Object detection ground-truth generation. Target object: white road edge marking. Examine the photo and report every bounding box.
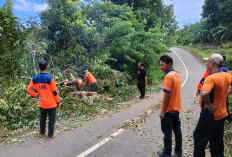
[171,49,189,87]
[76,129,124,157]
[76,49,189,157]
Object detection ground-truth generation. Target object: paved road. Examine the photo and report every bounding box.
[0,47,207,157]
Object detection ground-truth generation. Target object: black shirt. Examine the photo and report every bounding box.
[137,68,147,82]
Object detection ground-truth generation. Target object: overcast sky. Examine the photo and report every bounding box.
[0,0,205,28]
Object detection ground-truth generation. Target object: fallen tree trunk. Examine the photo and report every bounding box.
[66,91,97,96]
[57,79,79,87]
[20,76,80,87]
[66,91,113,101]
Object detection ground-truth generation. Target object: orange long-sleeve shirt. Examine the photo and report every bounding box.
[27,73,59,109]
[85,72,97,84]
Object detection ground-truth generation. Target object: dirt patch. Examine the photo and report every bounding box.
[0,128,36,144]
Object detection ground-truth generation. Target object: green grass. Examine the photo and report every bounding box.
[179,43,232,70]
[179,44,232,58]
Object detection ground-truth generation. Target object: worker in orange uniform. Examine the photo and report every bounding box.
[158,55,182,157]
[196,55,232,122]
[27,60,59,140]
[83,70,98,92]
[193,54,232,157]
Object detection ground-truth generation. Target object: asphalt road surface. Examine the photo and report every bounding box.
[0,47,209,157]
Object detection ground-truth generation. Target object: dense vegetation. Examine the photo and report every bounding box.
[0,0,177,130]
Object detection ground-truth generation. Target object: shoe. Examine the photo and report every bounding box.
[47,134,56,140]
[39,134,45,138]
[157,150,171,157]
[140,96,144,99]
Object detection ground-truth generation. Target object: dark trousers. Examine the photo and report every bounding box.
[193,118,225,157]
[161,112,182,156]
[90,82,98,92]
[40,107,56,137]
[137,82,145,98]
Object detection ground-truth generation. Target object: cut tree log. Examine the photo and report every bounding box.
[99,95,114,101]
[57,79,79,87]
[20,76,80,87]
[66,91,113,101]
[67,91,97,96]
[21,76,113,101]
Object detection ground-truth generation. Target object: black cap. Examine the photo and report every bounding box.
[39,60,48,70]
[222,55,226,62]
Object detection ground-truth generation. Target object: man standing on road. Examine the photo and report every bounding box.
[158,55,182,157]
[193,54,232,157]
[83,70,98,92]
[196,55,232,122]
[27,60,60,140]
[137,62,147,99]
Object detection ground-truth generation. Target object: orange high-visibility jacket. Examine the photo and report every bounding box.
[27,73,59,109]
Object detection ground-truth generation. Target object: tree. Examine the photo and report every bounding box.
[0,0,25,83]
[178,0,232,44]
[104,20,167,83]
[109,0,178,43]
[21,18,48,76]
[217,0,232,25]
[202,0,221,28]
[40,0,84,53]
[40,0,87,70]
[83,1,138,33]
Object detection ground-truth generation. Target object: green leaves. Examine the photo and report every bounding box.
[0,80,38,129]
[41,0,84,52]
[0,0,25,83]
[105,21,134,40]
[212,22,232,42]
[103,19,166,83]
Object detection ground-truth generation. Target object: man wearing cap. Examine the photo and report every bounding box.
[27,60,59,140]
[193,54,232,157]
[196,55,232,121]
[83,70,98,92]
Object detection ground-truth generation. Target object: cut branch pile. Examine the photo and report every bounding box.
[21,73,113,101]
[67,91,97,96]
